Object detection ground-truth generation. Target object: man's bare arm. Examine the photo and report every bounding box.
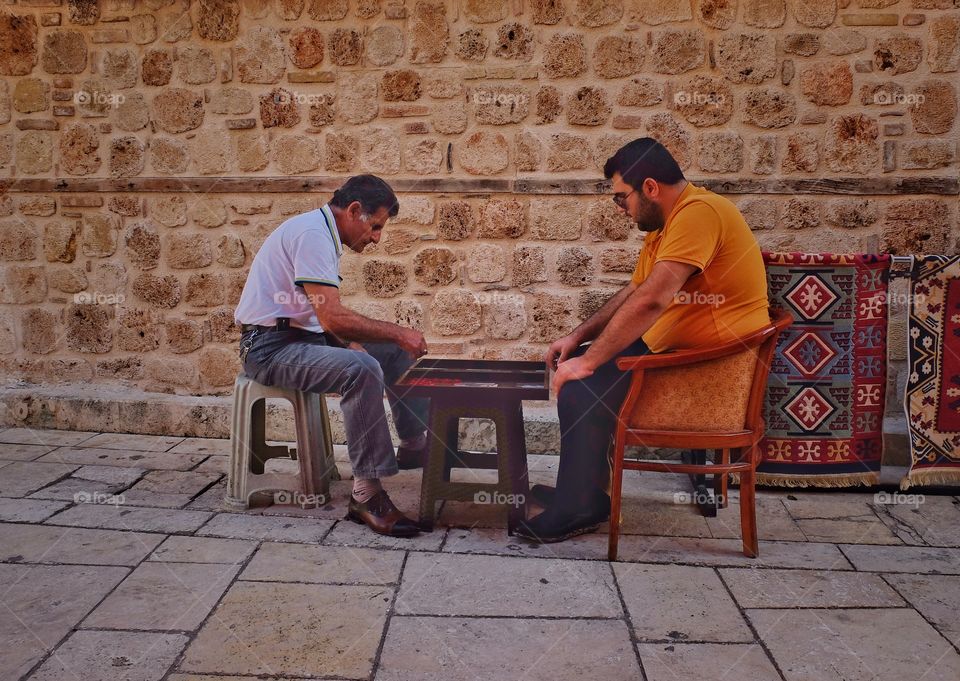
[303,282,426,356]
[572,282,637,344]
[582,261,697,367]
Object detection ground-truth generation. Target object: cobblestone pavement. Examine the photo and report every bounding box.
[2,427,960,680]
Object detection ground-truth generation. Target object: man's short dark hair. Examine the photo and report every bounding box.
[603,138,685,189]
[330,174,399,217]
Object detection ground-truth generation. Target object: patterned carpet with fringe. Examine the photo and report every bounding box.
[757,253,890,488]
[903,255,960,489]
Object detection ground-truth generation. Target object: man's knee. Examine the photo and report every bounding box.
[346,352,384,386]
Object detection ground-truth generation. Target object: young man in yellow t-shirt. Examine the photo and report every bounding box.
[516,137,770,544]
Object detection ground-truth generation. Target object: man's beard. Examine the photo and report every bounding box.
[635,195,665,232]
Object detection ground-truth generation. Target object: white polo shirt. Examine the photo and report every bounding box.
[234,203,343,333]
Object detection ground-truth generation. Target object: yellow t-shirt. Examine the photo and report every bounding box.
[631,183,769,353]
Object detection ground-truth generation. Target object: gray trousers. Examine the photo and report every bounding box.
[239,327,429,479]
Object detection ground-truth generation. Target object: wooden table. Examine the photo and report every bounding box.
[393,358,549,534]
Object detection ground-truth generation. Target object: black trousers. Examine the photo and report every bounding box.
[554,338,651,510]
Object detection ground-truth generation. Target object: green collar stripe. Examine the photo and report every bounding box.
[320,204,343,255]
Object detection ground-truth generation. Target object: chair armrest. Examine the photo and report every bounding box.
[616,309,790,372]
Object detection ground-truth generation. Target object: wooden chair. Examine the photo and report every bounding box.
[608,308,792,560]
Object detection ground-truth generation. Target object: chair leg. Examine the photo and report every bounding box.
[607,441,626,562]
[226,377,251,510]
[714,449,729,509]
[739,449,758,558]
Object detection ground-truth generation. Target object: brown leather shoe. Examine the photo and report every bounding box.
[395,444,426,469]
[346,490,421,537]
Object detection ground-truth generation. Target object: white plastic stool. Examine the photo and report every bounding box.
[226,374,337,510]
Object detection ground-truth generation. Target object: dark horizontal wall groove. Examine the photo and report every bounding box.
[0,176,957,195]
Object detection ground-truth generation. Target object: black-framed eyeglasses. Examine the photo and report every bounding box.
[612,189,637,208]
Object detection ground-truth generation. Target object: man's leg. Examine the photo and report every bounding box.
[361,342,430,444]
[246,334,398,479]
[362,342,430,467]
[554,338,650,509]
[516,338,650,542]
[243,330,419,536]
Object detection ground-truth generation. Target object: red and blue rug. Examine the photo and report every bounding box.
[758,253,890,487]
[903,255,960,488]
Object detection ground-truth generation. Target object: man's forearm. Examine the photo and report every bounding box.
[321,308,405,344]
[569,284,635,343]
[583,293,664,368]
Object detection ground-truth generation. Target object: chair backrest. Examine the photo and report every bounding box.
[624,308,793,434]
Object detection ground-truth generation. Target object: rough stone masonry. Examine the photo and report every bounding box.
[0,0,956,439]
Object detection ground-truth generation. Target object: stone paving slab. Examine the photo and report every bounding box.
[37,447,206,471]
[706,497,807,542]
[0,497,70,523]
[882,574,960,648]
[192,455,229,474]
[615,535,855,570]
[129,469,223,496]
[72,464,147,485]
[397,552,622,618]
[197,513,335,543]
[324,517,447,551]
[638,643,781,681]
[0,461,78,497]
[149,535,257,564]
[0,428,98,447]
[168,437,232,456]
[28,629,188,681]
[795,517,903,545]
[840,544,960,574]
[873,496,960,547]
[613,563,754,642]
[76,432,185,451]
[720,568,905,608]
[185,481,229,511]
[47,503,213,534]
[0,522,165,566]
[28,476,129,502]
[780,494,878,519]
[0,563,129,680]
[615,497,713,538]
[0,442,57,461]
[82,561,241,631]
[242,542,405,585]
[748,608,960,681]
[442,527,612,561]
[377,616,641,681]
[179,581,391,678]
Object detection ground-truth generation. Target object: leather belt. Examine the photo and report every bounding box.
[241,317,291,333]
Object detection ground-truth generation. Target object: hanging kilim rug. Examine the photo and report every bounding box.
[902,255,960,489]
[757,253,890,487]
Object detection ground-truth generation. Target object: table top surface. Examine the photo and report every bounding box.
[395,358,550,400]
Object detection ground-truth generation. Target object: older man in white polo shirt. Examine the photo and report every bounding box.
[235,175,428,538]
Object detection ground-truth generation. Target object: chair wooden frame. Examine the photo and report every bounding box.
[608,308,793,560]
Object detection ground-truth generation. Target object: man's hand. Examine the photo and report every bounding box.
[397,327,428,359]
[545,334,580,369]
[347,342,368,353]
[552,356,596,397]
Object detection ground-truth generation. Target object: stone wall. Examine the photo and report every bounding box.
[0,0,957,417]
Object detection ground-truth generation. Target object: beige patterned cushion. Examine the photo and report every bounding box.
[625,348,759,432]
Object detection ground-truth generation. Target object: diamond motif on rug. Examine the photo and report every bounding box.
[784,386,837,432]
[782,331,837,377]
[784,274,840,320]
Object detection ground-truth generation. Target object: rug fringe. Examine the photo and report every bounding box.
[900,469,960,490]
[731,472,880,488]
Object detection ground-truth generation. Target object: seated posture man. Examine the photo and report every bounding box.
[516,138,771,543]
[235,175,429,538]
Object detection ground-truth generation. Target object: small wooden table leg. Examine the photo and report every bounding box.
[500,400,530,535]
[418,404,451,531]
